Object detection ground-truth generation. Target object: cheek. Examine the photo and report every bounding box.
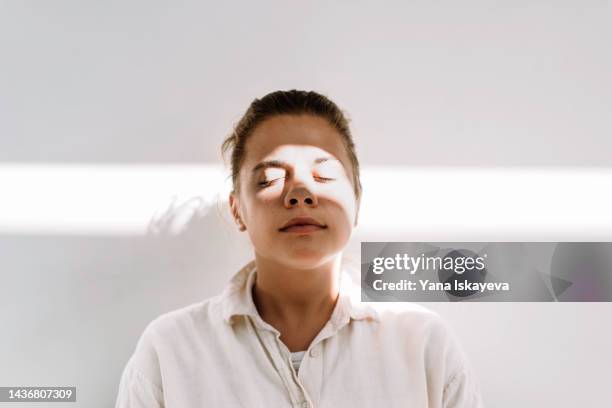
[243,195,278,233]
[328,182,357,218]
[243,188,275,215]
[322,190,357,243]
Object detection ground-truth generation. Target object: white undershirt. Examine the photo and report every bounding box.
[289,350,307,373]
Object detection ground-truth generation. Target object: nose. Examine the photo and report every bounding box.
[283,182,318,208]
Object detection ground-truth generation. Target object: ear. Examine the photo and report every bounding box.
[229,191,246,231]
[353,196,361,228]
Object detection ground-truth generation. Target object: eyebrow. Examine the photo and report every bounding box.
[251,157,338,174]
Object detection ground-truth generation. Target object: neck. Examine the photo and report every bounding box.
[251,254,342,330]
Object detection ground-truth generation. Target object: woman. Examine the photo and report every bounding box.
[115,90,485,407]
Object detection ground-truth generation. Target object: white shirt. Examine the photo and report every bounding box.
[115,260,485,408]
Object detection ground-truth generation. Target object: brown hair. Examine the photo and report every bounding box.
[221,89,362,201]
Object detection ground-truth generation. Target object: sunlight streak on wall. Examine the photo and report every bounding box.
[1,164,610,236]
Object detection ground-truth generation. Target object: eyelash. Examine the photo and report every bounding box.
[315,176,335,182]
[258,176,335,188]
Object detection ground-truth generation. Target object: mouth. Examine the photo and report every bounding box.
[279,216,327,234]
[279,224,327,234]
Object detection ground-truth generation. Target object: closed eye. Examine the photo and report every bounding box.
[258,177,283,188]
[315,176,335,182]
[258,176,335,188]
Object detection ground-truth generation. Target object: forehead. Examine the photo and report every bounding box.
[242,114,350,169]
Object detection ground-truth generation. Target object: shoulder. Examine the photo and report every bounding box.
[370,302,470,373]
[146,294,223,336]
[371,302,451,337]
[371,303,484,405]
[122,294,225,378]
[115,297,221,407]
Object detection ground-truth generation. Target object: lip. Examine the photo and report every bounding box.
[279,216,327,232]
[280,224,326,234]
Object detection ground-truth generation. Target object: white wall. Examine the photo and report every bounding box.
[1,1,611,406]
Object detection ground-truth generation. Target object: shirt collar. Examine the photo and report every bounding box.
[220,259,379,326]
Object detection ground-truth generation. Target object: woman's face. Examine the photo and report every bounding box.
[230,114,359,269]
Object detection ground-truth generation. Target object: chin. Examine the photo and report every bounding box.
[282,250,331,269]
